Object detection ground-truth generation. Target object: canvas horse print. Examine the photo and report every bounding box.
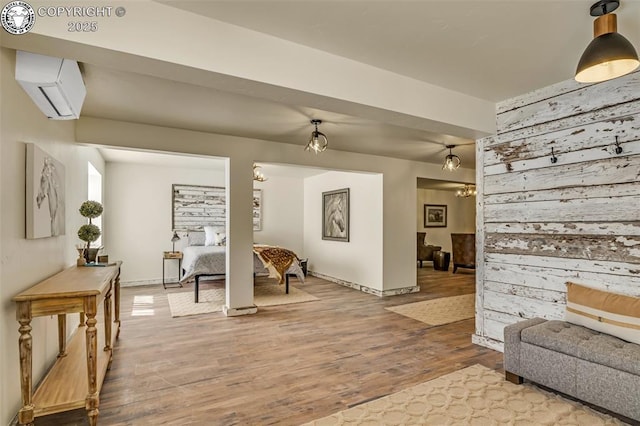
[26,143,66,239]
[322,188,349,242]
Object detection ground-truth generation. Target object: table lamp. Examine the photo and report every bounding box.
[171,231,180,252]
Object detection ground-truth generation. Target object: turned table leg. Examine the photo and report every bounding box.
[17,301,34,426]
[57,314,67,358]
[84,296,100,425]
[114,272,121,338]
[104,290,112,352]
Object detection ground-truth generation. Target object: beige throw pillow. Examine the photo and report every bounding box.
[565,282,640,345]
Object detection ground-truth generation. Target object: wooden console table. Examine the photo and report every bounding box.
[13,262,122,426]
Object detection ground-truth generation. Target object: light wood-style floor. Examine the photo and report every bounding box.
[35,265,501,425]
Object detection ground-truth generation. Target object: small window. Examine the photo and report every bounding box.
[88,162,102,247]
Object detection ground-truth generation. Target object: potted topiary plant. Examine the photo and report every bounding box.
[78,200,103,263]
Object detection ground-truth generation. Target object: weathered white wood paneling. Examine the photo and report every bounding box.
[484,318,511,342]
[484,196,640,223]
[486,253,640,279]
[486,100,640,149]
[475,137,487,337]
[485,280,566,303]
[485,221,640,236]
[484,156,640,194]
[485,182,640,205]
[476,71,640,353]
[484,290,565,320]
[497,72,640,134]
[496,78,596,115]
[484,308,526,326]
[471,334,504,352]
[485,261,640,296]
[485,114,640,166]
[485,233,640,264]
[485,139,640,176]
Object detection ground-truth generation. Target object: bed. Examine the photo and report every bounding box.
[180,241,305,303]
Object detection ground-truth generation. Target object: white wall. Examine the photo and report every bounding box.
[303,171,383,290]
[105,161,225,283]
[253,175,304,255]
[105,162,305,284]
[416,188,476,253]
[0,47,105,424]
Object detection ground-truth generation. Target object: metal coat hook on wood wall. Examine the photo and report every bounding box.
[614,136,623,155]
[550,147,558,164]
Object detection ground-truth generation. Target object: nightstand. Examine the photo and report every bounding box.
[162,251,183,289]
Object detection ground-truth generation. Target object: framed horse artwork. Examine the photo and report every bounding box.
[26,143,66,239]
[322,188,349,242]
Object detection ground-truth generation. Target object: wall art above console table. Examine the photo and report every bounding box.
[13,262,122,426]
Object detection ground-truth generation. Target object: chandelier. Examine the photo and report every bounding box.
[253,163,267,182]
[455,184,476,198]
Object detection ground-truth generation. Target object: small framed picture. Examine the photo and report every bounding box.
[424,204,447,228]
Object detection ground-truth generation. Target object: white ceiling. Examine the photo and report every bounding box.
[160,0,640,101]
[11,1,640,170]
[81,64,475,165]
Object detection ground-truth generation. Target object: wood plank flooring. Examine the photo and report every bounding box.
[34,266,500,425]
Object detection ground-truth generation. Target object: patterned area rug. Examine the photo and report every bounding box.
[304,364,626,425]
[385,294,475,326]
[167,284,318,317]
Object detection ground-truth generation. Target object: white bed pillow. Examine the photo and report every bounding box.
[188,232,205,246]
[204,226,225,246]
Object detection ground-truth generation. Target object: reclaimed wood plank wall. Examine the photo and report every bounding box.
[172,184,262,232]
[473,70,640,352]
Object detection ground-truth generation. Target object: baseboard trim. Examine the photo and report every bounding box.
[223,305,258,317]
[308,271,419,297]
[471,334,504,353]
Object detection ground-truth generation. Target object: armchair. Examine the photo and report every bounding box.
[450,233,476,273]
[417,232,441,268]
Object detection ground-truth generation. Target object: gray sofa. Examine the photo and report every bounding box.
[504,318,640,422]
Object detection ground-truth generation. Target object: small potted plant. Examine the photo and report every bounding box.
[78,200,103,263]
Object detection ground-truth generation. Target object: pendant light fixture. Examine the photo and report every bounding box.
[305,119,328,154]
[575,0,639,83]
[442,145,461,171]
[253,163,267,182]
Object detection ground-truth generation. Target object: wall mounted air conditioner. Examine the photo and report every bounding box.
[15,51,86,120]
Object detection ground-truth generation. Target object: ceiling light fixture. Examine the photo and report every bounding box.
[455,184,477,198]
[253,163,267,182]
[305,119,328,154]
[575,0,639,83]
[442,145,461,171]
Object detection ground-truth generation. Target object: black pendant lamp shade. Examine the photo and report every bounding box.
[575,0,639,83]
